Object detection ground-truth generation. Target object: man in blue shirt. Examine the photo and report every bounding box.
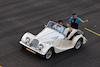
[64,13,88,39]
[53,20,64,33]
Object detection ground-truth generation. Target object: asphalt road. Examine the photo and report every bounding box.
[0,0,100,67]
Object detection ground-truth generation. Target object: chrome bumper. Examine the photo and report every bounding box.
[19,41,45,55]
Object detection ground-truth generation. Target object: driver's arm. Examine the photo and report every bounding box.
[52,24,57,29]
[60,27,65,33]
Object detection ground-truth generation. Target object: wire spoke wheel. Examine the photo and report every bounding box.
[75,39,82,49]
[45,49,52,59]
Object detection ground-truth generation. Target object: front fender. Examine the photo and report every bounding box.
[41,43,54,55]
[21,32,35,43]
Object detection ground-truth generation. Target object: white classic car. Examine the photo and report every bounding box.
[19,21,87,59]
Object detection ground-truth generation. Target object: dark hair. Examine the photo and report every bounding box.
[58,20,63,23]
[73,13,76,15]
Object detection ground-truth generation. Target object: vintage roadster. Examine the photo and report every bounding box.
[19,21,87,59]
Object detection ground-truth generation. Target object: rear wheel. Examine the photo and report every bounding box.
[74,39,83,49]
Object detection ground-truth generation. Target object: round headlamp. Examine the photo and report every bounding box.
[26,37,30,42]
[38,44,44,49]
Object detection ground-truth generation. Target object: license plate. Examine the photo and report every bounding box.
[26,48,36,54]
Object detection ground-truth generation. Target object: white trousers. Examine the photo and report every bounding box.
[64,28,77,39]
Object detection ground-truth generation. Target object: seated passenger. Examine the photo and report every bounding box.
[53,20,64,33]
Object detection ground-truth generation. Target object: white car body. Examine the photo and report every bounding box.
[19,21,87,59]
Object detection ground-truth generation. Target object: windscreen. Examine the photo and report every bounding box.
[45,21,66,35]
[46,21,56,28]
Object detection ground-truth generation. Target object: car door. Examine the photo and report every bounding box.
[59,38,73,49]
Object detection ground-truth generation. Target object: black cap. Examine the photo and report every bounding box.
[73,13,76,15]
[58,20,63,23]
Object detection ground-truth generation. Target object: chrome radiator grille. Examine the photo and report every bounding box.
[31,39,39,48]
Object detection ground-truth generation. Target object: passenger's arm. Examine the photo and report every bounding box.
[81,19,88,23]
[69,17,72,32]
[69,22,72,32]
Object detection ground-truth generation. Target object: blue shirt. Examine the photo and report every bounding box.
[53,24,64,33]
[69,17,82,24]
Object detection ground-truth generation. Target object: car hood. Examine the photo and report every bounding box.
[35,28,64,42]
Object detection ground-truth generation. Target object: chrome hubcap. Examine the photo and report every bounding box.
[76,41,81,49]
[46,50,52,59]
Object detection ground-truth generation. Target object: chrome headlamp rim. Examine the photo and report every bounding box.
[26,37,30,43]
[38,44,44,49]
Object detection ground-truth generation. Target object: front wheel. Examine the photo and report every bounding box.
[74,39,83,50]
[44,48,53,59]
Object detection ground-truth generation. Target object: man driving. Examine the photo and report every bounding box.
[53,20,64,33]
